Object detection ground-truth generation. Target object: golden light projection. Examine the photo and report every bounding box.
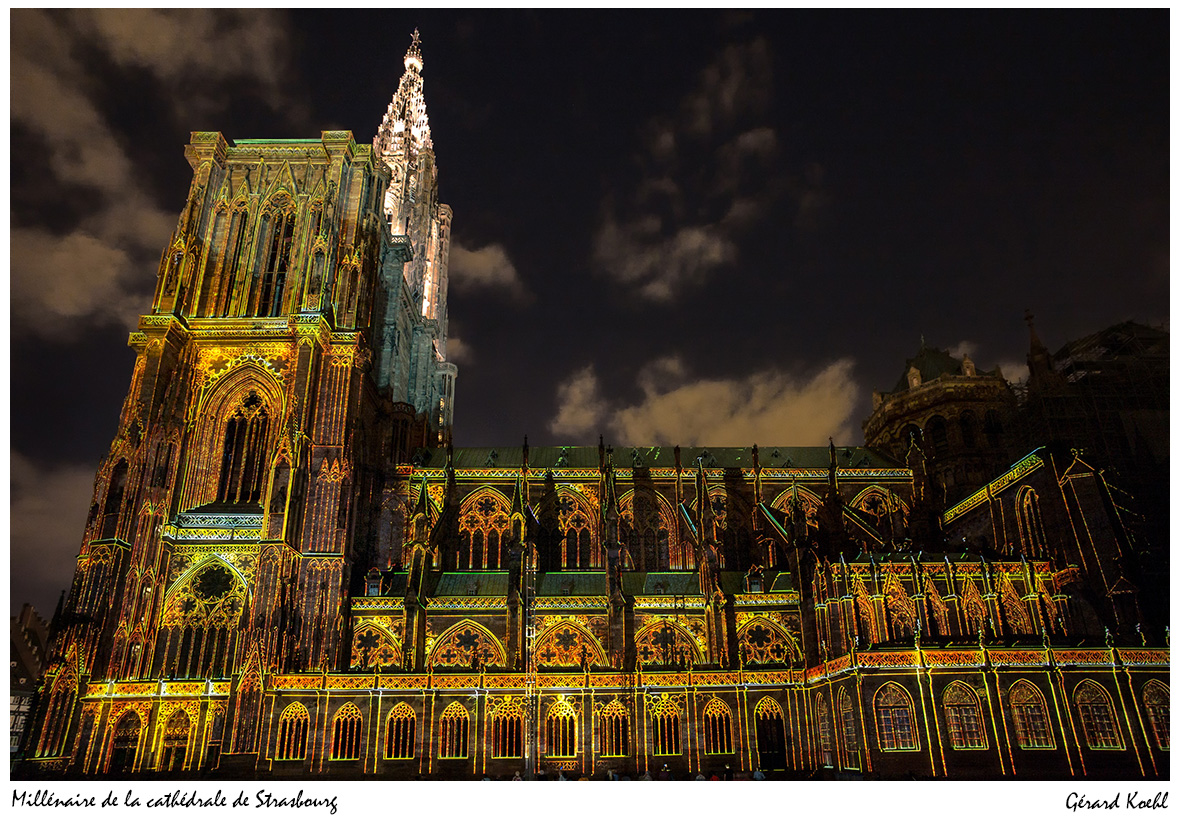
[19,28,1166,783]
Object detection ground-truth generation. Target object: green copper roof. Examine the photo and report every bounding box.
[421,445,900,471]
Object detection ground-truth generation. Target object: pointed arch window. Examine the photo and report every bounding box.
[330,702,364,761]
[109,710,142,773]
[491,699,523,759]
[838,687,860,769]
[816,693,835,766]
[927,416,949,459]
[276,702,309,760]
[1009,681,1054,749]
[160,710,191,771]
[1143,681,1169,750]
[874,683,918,751]
[100,460,129,539]
[1017,488,1048,557]
[959,411,978,449]
[438,702,470,759]
[650,699,680,756]
[257,205,296,317]
[385,702,416,759]
[598,700,629,757]
[1074,681,1123,750]
[943,682,987,750]
[459,491,512,570]
[754,697,787,769]
[546,699,577,758]
[702,698,733,755]
[217,391,270,505]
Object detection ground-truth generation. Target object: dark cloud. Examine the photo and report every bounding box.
[592,37,781,302]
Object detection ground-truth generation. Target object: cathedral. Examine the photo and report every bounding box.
[19,32,1168,780]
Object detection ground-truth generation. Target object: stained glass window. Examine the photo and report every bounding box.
[1009,681,1054,749]
[874,683,918,751]
[943,683,987,750]
[385,703,415,759]
[1075,681,1122,750]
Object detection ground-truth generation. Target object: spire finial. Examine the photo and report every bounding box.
[404,28,424,72]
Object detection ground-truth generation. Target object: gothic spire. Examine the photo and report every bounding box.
[374,29,434,168]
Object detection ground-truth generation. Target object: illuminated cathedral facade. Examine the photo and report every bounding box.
[20,33,1168,780]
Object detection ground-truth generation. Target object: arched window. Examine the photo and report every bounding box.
[959,411,978,449]
[256,205,295,317]
[984,410,1003,449]
[438,702,470,759]
[546,699,577,758]
[754,697,787,770]
[218,208,249,316]
[874,683,918,751]
[1143,681,1169,750]
[838,687,860,769]
[1008,681,1054,749]
[599,700,629,758]
[100,460,129,539]
[330,702,363,761]
[943,682,987,750]
[1075,681,1123,750]
[459,491,512,570]
[1017,488,1047,556]
[702,698,733,755]
[650,699,680,756]
[216,391,270,505]
[385,703,416,760]
[276,703,309,760]
[160,710,191,772]
[109,710,141,773]
[927,416,949,459]
[491,699,523,759]
[816,693,835,766]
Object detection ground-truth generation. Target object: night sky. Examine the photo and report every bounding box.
[9,10,1169,617]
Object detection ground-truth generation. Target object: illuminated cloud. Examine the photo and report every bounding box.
[449,241,531,301]
[446,336,474,365]
[74,10,291,109]
[549,365,608,438]
[948,340,979,359]
[994,359,1030,385]
[550,357,862,446]
[10,452,97,614]
[593,38,780,301]
[9,9,297,338]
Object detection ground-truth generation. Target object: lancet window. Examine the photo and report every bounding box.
[108,710,142,773]
[546,700,577,758]
[702,698,733,755]
[255,204,296,317]
[438,702,470,759]
[458,491,512,570]
[598,700,629,757]
[331,702,363,761]
[160,710,191,772]
[817,694,835,766]
[276,703,309,760]
[650,699,680,756]
[385,703,416,759]
[491,699,523,759]
[217,391,270,505]
[100,460,129,540]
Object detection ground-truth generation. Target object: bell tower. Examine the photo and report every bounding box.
[373,29,457,439]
